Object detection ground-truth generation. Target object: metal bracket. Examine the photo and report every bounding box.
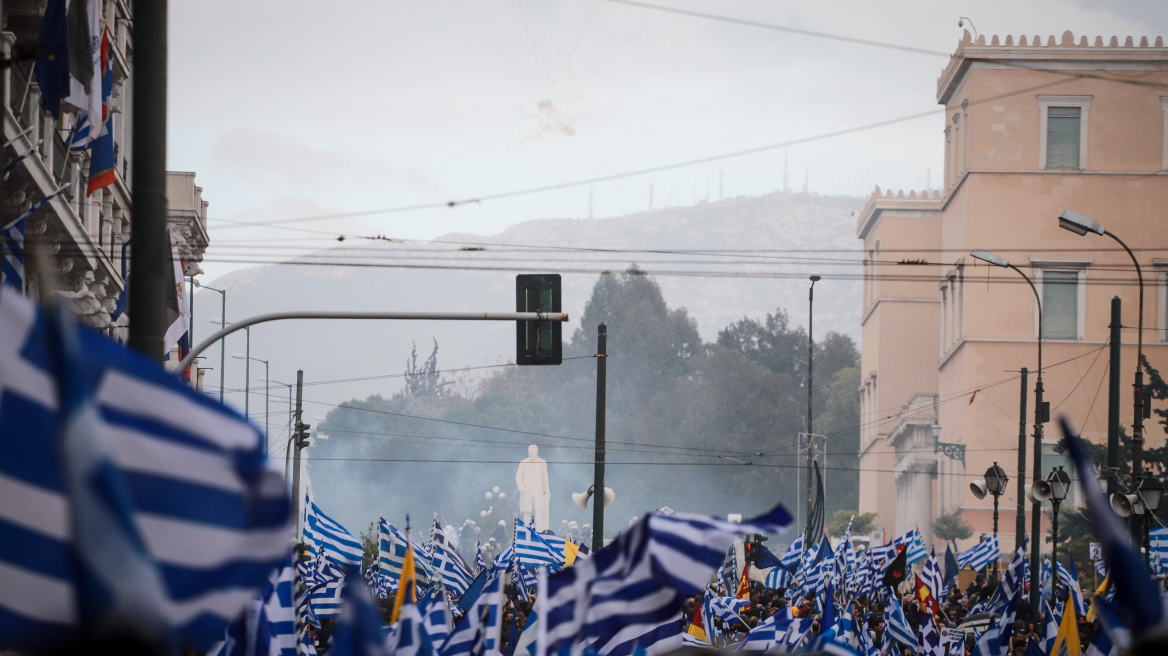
[935,442,966,465]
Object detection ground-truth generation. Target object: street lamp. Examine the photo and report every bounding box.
[1139,475,1164,562]
[1045,466,1071,577]
[804,274,821,537]
[970,248,1046,606]
[971,462,1008,576]
[192,280,226,402]
[1058,210,1147,546]
[235,353,270,448]
[210,318,249,418]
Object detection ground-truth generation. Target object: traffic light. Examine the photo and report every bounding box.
[295,422,311,449]
[516,274,562,365]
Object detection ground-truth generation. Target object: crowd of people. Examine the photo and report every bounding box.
[679,572,1101,655]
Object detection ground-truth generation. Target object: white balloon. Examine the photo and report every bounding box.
[493,486,501,494]
[480,510,488,517]
[485,492,494,500]
[498,492,506,499]
[499,520,506,527]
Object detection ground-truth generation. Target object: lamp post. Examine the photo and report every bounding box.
[970,249,1045,606]
[972,463,1008,577]
[235,354,269,448]
[1138,475,1164,563]
[1058,211,1146,546]
[1046,466,1071,576]
[211,318,249,417]
[805,274,821,536]
[192,281,226,402]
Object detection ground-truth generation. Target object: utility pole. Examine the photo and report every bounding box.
[806,275,820,532]
[1108,297,1122,495]
[127,0,169,361]
[1015,367,1028,555]
[592,323,607,552]
[291,370,307,541]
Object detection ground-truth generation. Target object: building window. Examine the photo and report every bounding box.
[1039,95,1091,170]
[1158,263,1168,342]
[1041,270,1081,339]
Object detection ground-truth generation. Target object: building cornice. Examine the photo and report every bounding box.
[856,187,945,240]
[937,31,1168,105]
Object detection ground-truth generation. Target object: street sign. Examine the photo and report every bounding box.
[1089,542,1102,561]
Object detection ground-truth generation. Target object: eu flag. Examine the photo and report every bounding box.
[35,0,70,118]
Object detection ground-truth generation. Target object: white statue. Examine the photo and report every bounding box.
[516,444,551,532]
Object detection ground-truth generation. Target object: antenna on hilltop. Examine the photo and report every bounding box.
[957,17,978,42]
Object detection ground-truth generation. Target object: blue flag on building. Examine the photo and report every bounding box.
[35,0,70,118]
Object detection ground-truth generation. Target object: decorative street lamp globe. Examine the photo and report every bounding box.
[985,463,1009,495]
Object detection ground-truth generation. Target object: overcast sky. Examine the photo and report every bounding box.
[167,0,1168,281]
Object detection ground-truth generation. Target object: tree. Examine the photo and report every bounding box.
[815,366,861,511]
[932,510,973,542]
[358,520,378,571]
[827,510,877,537]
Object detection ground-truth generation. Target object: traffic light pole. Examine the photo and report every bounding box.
[178,310,570,371]
[291,369,305,542]
[592,323,607,552]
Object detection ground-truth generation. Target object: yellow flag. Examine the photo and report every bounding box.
[564,541,580,567]
[1085,573,1109,623]
[1051,592,1080,656]
[390,533,417,623]
[735,563,751,600]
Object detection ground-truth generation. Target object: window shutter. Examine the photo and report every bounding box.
[1046,107,1081,169]
[1042,271,1079,339]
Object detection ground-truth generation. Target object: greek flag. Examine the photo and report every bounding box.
[892,529,927,565]
[514,519,565,568]
[2,195,53,292]
[865,543,896,570]
[1039,601,1059,655]
[1150,528,1168,576]
[437,571,504,656]
[708,596,749,624]
[735,611,795,652]
[959,535,999,571]
[833,519,855,587]
[921,548,944,599]
[310,550,347,619]
[918,605,943,656]
[421,592,453,647]
[324,574,391,656]
[986,543,1028,615]
[539,504,792,656]
[882,593,916,649]
[0,293,292,653]
[266,554,297,656]
[972,585,1019,656]
[380,519,434,583]
[303,498,364,567]
[493,543,515,569]
[390,602,435,656]
[476,541,487,574]
[1059,556,1088,617]
[431,522,475,595]
[764,566,791,590]
[1089,595,1131,656]
[778,532,804,570]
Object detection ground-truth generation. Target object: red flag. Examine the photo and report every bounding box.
[914,574,941,617]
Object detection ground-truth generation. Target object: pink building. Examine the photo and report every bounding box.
[857,31,1168,556]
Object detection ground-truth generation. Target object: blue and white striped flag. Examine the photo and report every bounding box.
[421,591,452,648]
[918,603,944,656]
[437,571,504,656]
[833,519,855,587]
[959,535,999,571]
[514,519,565,568]
[735,611,795,652]
[431,522,475,595]
[0,293,292,653]
[391,602,435,656]
[539,504,792,656]
[1150,528,1168,576]
[892,528,927,566]
[309,550,347,619]
[493,543,515,569]
[476,541,487,574]
[764,566,791,590]
[265,554,297,656]
[778,532,804,570]
[922,548,944,600]
[381,519,435,583]
[865,543,896,570]
[708,596,749,624]
[882,592,916,649]
[1060,555,1088,618]
[304,498,364,567]
[1039,601,1059,655]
